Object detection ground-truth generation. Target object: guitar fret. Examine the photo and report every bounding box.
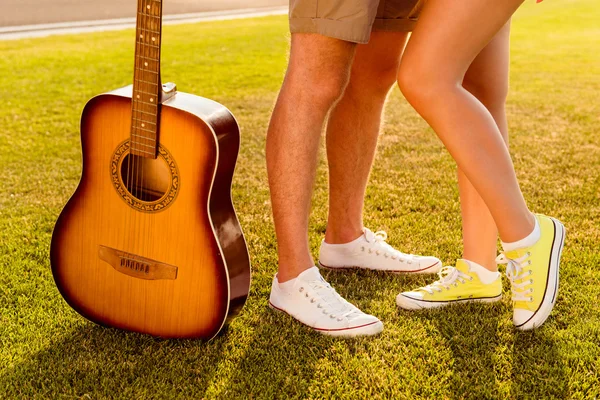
[138,12,161,20]
[136,68,159,74]
[136,41,160,49]
[133,117,157,126]
[134,89,159,96]
[132,133,156,141]
[133,125,158,134]
[138,26,161,36]
[133,102,158,108]
[134,78,159,86]
[130,147,155,156]
[132,108,157,116]
[133,98,158,105]
[131,141,155,149]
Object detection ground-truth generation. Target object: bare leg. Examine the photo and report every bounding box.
[398,0,535,243]
[459,22,512,271]
[325,31,409,244]
[266,33,356,282]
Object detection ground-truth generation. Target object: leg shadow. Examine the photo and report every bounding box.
[411,300,507,399]
[1,323,229,399]
[509,329,568,399]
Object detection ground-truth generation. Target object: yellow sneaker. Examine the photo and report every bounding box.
[396,259,502,310]
[496,214,565,330]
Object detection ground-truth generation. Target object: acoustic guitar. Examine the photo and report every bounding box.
[50,0,251,339]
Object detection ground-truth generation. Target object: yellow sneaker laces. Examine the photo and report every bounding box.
[496,252,534,303]
[419,266,472,294]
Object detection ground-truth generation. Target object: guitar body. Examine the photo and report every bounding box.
[51,86,250,339]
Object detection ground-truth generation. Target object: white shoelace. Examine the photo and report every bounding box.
[418,266,472,294]
[496,252,534,302]
[362,229,415,264]
[299,279,362,321]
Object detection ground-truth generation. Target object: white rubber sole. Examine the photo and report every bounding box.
[515,218,565,331]
[396,293,502,310]
[318,260,442,275]
[268,301,383,338]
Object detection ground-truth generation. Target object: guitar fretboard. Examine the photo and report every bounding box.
[131,0,162,158]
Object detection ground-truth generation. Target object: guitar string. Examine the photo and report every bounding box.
[143,0,160,270]
[147,0,159,265]
[127,0,142,262]
[142,0,158,325]
[147,0,160,269]
[138,0,150,261]
[141,0,151,269]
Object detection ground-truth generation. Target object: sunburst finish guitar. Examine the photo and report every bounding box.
[50,0,251,339]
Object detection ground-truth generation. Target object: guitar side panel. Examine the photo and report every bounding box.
[163,92,251,327]
[51,92,235,339]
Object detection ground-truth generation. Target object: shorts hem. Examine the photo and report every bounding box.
[290,17,372,44]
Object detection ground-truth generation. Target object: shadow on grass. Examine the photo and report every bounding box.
[412,302,506,398]
[412,301,568,399]
[0,323,229,398]
[0,306,330,399]
[510,329,569,398]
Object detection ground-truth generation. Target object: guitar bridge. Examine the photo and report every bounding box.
[99,245,178,280]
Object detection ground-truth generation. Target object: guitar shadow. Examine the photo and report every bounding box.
[0,304,333,398]
[0,322,229,398]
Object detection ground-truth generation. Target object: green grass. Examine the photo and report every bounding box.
[1,1,599,398]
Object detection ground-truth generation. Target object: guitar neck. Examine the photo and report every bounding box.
[131,0,163,158]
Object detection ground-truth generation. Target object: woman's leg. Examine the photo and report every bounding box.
[459,22,512,271]
[397,0,534,243]
[397,25,511,310]
[397,1,565,330]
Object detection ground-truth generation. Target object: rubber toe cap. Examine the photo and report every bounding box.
[514,309,535,329]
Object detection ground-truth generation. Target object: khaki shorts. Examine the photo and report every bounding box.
[289,0,424,44]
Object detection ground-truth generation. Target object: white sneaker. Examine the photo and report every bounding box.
[318,228,442,274]
[269,267,383,337]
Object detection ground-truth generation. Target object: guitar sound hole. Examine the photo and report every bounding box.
[120,153,171,202]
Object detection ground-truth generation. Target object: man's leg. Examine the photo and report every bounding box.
[459,21,512,271]
[319,30,442,274]
[324,31,408,245]
[266,33,356,283]
[267,33,384,337]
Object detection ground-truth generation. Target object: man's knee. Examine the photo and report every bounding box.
[350,60,399,97]
[285,33,356,107]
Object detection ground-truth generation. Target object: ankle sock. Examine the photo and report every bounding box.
[502,216,541,252]
[463,259,500,284]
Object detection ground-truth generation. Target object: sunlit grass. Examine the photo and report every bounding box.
[1,1,599,398]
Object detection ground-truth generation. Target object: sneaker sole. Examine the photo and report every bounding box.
[396,293,502,310]
[515,218,565,331]
[318,260,442,275]
[268,301,384,338]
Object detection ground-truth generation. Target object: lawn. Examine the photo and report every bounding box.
[1,0,599,398]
